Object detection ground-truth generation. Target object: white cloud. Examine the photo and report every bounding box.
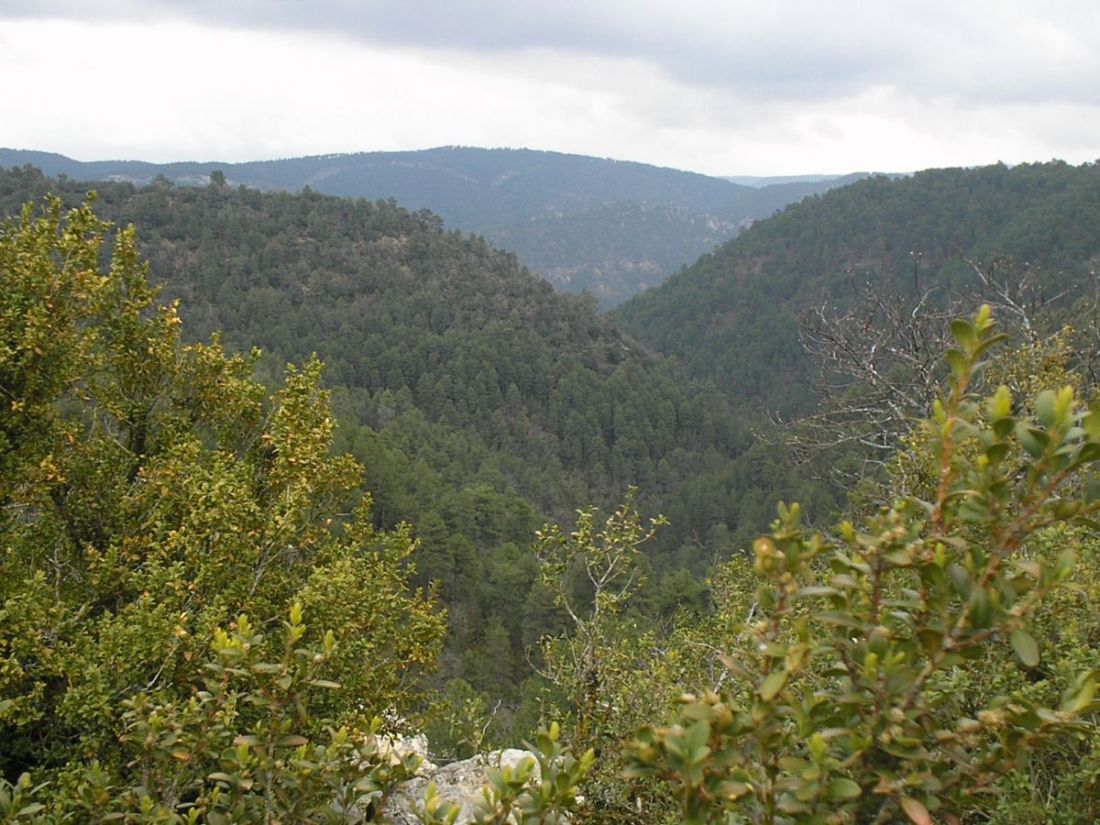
[1,6,1098,175]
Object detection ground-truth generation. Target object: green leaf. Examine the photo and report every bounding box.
[1063,676,1097,714]
[945,348,967,378]
[958,498,993,524]
[759,670,788,702]
[1010,559,1041,579]
[950,319,974,348]
[354,775,382,793]
[883,549,913,567]
[1018,426,1049,459]
[826,777,862,801]
[817,611,863,629]
[795,585,839,599]
[992,416,1015,438]
[1084,404,1100,440]
[1035,390,1057,428]
[948,565,971,598]
[1009,629,1040,668]
[968,587,992,629]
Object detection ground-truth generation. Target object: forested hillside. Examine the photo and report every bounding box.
[482,173,869,307]
[0,147,748,227]
[2,198,1097,823]
[0,147,865,307]
[0,167,836,735]
[615,161,1100,413]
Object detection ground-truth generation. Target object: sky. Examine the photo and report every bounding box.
[2,1,1099,176]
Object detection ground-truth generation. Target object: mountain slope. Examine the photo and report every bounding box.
[485,174,871,307]
[0,169,836,682]
[613,161,1100,413]
[0,146,751,229]
[0,147,864,306]
[0,164,856,715]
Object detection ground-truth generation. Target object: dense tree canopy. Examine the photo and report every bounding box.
[0,198,443,818]
[615,161,1100,414]
[2,159,1098,823]
[0,167,836,734]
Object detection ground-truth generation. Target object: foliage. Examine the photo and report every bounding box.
[534,495,665,742]
[0,167,830,729]
[0,198,443,815]
[535,498,708,821]
[967,524,1100,824]
[57,605,422,823]
[4,168,1100,823]
[626,307,1100,824]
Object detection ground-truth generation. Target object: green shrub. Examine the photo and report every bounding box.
[627,307,1100,824]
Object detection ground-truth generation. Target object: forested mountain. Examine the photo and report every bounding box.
[0,167,835,727]
[4,188,1098,824]
[0,147,749,226]
[487,201,738,300]
[491,174,868,306]
[0,147,864,307]
[614,161,1100,413]
[6,160,1097,713]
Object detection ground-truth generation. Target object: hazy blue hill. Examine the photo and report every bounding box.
[0,146,864,304]
[479,174,874,308]
[724,173,851,187]
[486,201,740,307]
[719,173,871,221]
[0,146,750,229]
[0,149,228,188]
[613,161,1100,413]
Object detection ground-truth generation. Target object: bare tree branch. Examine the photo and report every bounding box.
[767,253,1098,490]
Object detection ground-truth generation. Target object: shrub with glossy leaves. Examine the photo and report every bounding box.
[0,198,443,816]
[627,307,1100,824]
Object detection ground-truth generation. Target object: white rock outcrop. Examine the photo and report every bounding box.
[380,748,539,825]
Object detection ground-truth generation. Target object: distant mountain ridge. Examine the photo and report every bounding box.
[0,146,750,228]
[0,146,866,307]
[723,174,851,187]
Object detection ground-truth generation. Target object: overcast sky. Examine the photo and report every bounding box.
[3,1,1099,176]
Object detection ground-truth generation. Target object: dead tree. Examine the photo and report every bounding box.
[770,252,1097,489]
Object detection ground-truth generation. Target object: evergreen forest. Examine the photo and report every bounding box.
[0,148,865,308]
[0,159,1098,823]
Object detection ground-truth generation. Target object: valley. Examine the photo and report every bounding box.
[1,154,1098,823]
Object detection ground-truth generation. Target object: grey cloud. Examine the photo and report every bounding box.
[6,0,1100,106]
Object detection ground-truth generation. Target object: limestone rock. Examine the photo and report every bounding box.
[376,730,436,775]
[380,748,539,824]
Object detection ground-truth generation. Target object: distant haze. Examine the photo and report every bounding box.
[725,174,858,188]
